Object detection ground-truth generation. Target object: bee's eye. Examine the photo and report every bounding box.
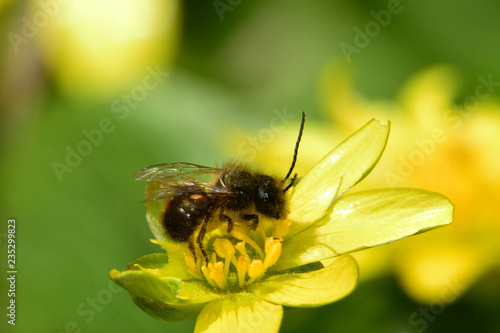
[255,176,282,217]
[257,178,272,200]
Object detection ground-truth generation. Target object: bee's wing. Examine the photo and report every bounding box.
[143,179,234,202]
[133,162,221,181]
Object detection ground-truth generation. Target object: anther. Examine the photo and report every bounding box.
[235,241,247,256]
[209,261,227,290]
[201,264,217,289]
[248,259,264,284]
[236,254,250,288]
[272,219,291,238]
[213,238,236,277]
[263,238,282,269]
[185,254,202,278]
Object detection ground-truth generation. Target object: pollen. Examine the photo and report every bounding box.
[185,220,289,291]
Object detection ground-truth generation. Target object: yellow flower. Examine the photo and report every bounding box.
[110,119,453,332]
[32,0,180,101]
[317,63,500,303]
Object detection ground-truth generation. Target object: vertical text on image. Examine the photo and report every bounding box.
[6,218,17,326]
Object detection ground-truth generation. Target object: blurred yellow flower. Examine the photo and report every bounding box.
[111,119,453,332]
[30,0,180,101]
[323,64,500,303]
[247,63,499,304]
[0,0,12,12]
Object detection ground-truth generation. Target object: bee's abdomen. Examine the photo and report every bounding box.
[163,195,210,242]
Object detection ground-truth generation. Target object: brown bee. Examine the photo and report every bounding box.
[133,113,305,262]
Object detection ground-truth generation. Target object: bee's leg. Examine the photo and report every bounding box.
[242,214,259,230]
[188,240,197,260]
[219,214,233,233]
[197,214,210,264]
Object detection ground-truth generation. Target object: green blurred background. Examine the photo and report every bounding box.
[1,0,500,332]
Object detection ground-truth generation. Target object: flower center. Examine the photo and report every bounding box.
[185,218,291,291]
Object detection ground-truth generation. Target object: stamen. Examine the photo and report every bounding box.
[248,259,264,284]
[183,216,287,291]
[185,255,196,270]
[257,223,267,242]
[263,238,282,269]
[230,227,265,259]
[235,241,247,256]
[209,262,226,290]
[213,238,236,277]
[185,254,202,278]
[236,254,250,288]
[201,265,217,289]
[272,219,291,238]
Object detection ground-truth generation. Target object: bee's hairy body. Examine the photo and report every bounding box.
[161,165,289,259]
[134,112,305,263]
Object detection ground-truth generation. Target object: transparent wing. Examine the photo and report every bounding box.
[133,162,221,181]
[143,179,234,202]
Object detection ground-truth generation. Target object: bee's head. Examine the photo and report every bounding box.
[255,175,286,219]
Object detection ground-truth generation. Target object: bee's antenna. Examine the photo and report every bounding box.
[283,112,305,182]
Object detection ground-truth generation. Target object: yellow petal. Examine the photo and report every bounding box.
[326,188,454,251]
[145,181,170,242]
[194,294,282,333]
[288,119,390,233]
[275,188,453,270]
[252,255,358,307]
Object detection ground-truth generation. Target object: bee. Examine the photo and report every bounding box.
[133,113,305,262]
